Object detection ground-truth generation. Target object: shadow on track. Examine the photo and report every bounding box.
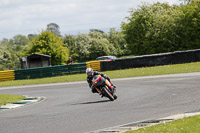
[72,100,111,105]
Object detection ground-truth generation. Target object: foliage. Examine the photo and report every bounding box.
[28,34,37,41]
[63,28,127,62]
[108,28,128,56]
[122,1,200,55]
[0,48,20,70]
[27,31,69,65]
[47,23,61,36]
[175,0,200,50]
[0,34,29,70]
[74,33,91,61]
[89,30,115,59]
[63,33,91,62]
[9,34,30,52]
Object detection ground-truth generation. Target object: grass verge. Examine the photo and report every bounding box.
[0,94,25,107]
[0,62,200,87]
[125,115,200,133]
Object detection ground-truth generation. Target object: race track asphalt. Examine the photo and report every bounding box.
[0,72,200,133]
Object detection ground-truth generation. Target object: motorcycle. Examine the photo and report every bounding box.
[92,75,117,101]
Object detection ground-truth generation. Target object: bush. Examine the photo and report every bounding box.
[27,31,69,65]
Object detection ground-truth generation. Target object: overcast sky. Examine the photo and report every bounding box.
[0,0,180,40]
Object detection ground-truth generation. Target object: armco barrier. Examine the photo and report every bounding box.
[86,61,100,71]
[14,63,86,80]
[100,49,200,71]
[0,70,15,82]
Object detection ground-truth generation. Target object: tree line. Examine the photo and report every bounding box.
[0,27,127,70]
[122,0,200,55]
[0,0,200,71]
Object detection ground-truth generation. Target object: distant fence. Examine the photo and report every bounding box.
[0,63,86,82]
[1,49,200,82]
[100,49,200,71]
[14,63,86,80]
[0,61,101,82]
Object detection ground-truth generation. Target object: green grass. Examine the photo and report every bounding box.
[0,62,200,87]
[126,115,200,133]
[0,94,26,107]
[105,62,200,79]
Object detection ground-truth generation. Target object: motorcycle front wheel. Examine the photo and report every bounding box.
[102,86,115,101]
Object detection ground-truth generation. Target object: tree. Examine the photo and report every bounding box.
[47,23,61,36]
[28,34,37,41]
[144,3,180,53]
[121,3,153,55]
[122,2,182,55]
[0,35,29,70]
[90,29,104,33]
[74,34,91,61]
[0,48,20,70]
[108,28,128,56]
[63,34,77,56]
[122,1,200,55]
[11,34,30,52]
[27,31,69,65]
[0,38,8,44]
[89,30,115,59]
[63,29,127,62]
[13,34,29,46]
[175,0,200,50]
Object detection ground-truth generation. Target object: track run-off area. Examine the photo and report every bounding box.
[0,72,200,133]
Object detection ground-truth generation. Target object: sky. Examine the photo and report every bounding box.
[0,0,181,40]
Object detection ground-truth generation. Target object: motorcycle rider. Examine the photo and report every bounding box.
[86,68,116,95]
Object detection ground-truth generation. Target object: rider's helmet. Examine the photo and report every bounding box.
[86,68,94,77]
